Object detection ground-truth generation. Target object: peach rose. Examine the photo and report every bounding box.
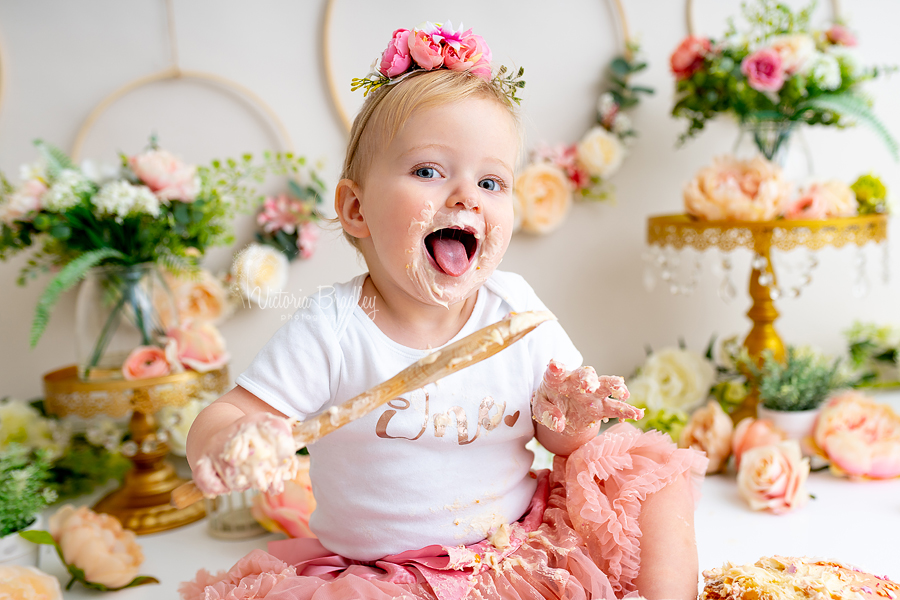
[680,400,734,474]
[443,33,492,79]
[129,149,199,202]
[0,565,62,600]
[670,36,711,80]
[251,456,316,538]
[0,179,46,224]
[769,34,816,75]
[179,549,297,600]
[514,162,572,235]
[737,440,810,514]
[732,417,787,470]
[684,155,793,221]
[408,25,444,70]
[49,505,144,589]
[122,345,171,380]
[576,126,625,179]
[741,48,786,92]
[814,390,900,480]
[167,320,230,372]
[783,180,857,220]
[166,269,228,323]
[379,29,412,77]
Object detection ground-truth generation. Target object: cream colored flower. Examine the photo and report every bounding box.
[165,269,229,324]
[783,180,857,220]
[232,244,289,306]
[680,400,734,474]
[770,34,816,74]
[628,348,716,413]
[684,155,793,221]
[156,391,217,456]
[0,398,66,457]
[514,163,572,235]
[737,440,810,514]
[49,505,144,589]
[576,126,625,179]
[0,566,62,600]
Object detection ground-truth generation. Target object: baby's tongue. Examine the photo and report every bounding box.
[431,237,469,277]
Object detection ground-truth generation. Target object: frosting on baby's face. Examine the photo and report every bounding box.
[356,97,517,309]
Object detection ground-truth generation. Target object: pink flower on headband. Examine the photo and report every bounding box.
[444,32,492,80]
[409,23,444,70]
[379,29,412,78]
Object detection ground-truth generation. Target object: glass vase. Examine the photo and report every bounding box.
[75,263,176,381]
[733,120,813,177]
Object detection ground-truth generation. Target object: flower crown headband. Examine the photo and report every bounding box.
[351,21,525,105]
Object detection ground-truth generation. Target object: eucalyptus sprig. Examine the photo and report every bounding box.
[492,65,526,106]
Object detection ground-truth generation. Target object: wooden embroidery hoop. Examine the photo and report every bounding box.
[685,0,842,36]
[322,0,635,134]
[70,0,294,160]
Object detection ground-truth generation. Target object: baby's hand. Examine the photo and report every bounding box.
[192,413,301,497]
[532,359,643,435]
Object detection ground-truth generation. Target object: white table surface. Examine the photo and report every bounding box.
[38,391,900,598]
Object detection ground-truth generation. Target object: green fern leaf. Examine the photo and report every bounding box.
[30,248,125,348]
[799,94,899,161]
[33,139,77,179]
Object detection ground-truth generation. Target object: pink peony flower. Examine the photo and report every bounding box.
[733,417,787,470]
[741,48,786,92]
[179,549,298,600]
[49,505,145,589]
[379,28,412,77]
[783,180,857,220]
[684,155,793,221]
[680,400,734,474]
[129,149,199,202]
[167,320,230,372]
[408,24,444,70]
[737,440,810,514]
[0,565,62,600]
[251,456,316,538]
[256,194,314,235]
[122,345,172,380]
[443,32,492,80]
[826,24,857,47]
[814,390,900,480]
[297,221,319,259]
[670,36,712,80]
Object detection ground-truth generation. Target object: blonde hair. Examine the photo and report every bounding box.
[335,69,521,249]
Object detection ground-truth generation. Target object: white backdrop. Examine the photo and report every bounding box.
[1,0,898,398]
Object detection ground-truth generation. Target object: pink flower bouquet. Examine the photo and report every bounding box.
[255,178,324,262]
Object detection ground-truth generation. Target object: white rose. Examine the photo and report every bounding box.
[514,162,572,235]
[576,126,625,179]
[630,348,716,413]
[809,52,841,90]
[232,243,289,306]
[770,34,816,75]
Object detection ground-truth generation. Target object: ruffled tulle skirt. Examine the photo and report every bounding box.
[180,424,707,600]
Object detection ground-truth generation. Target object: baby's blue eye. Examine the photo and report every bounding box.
[414,167,438,179]
[478,178,499,191]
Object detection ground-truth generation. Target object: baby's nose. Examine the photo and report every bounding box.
[446,183,481,212]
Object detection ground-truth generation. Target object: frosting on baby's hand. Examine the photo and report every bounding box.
[193,414,301,496]
[531,359,642,435]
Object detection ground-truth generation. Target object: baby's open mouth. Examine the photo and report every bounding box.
[425,228,478,277]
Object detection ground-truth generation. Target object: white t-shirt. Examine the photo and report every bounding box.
[236,270,582,561]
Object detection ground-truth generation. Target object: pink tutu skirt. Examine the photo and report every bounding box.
[180,424,707,600]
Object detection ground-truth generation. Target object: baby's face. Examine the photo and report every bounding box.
[357,96,518,308]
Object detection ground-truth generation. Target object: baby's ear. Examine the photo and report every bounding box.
[334,179,370,239]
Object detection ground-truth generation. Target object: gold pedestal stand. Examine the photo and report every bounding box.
[43,365,229,534]
[647,214,888,420]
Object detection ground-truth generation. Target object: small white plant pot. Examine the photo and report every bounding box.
[0,513,43,567]
[757,405,821,456]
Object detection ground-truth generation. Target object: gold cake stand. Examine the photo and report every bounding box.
[647,214,888,419]
[43,365,229,534]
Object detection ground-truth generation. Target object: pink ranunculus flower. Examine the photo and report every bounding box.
[122,345,172,380]
[167,320,230,373]
[297,221,319,259]
[0,565,63,600]
[408,23,444,70]
[443,32,493,80]
[379,28,412,77]
[684,155,793,221]
[826,24,857,47]
[251,455,316,538]
[783,180,857,220]
[670,36,712,80]
[733,417,787,470]
[738,440,810,514]
[814,390,900,480]
[680,400,734,474]
[741,48,786,92]
[129,149,200,202]
[179,549,298,600]
[49,505,145,589]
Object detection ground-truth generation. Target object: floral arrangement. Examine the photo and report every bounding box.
[255,177,323,261]
[738,346,847,411]
[683,155,883,222]
[670,0,897,158]
[0,138,305,355]
[514,47,653,234]
[845,321,900,388]
[250,455,316,538]
[21,504,157,591]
